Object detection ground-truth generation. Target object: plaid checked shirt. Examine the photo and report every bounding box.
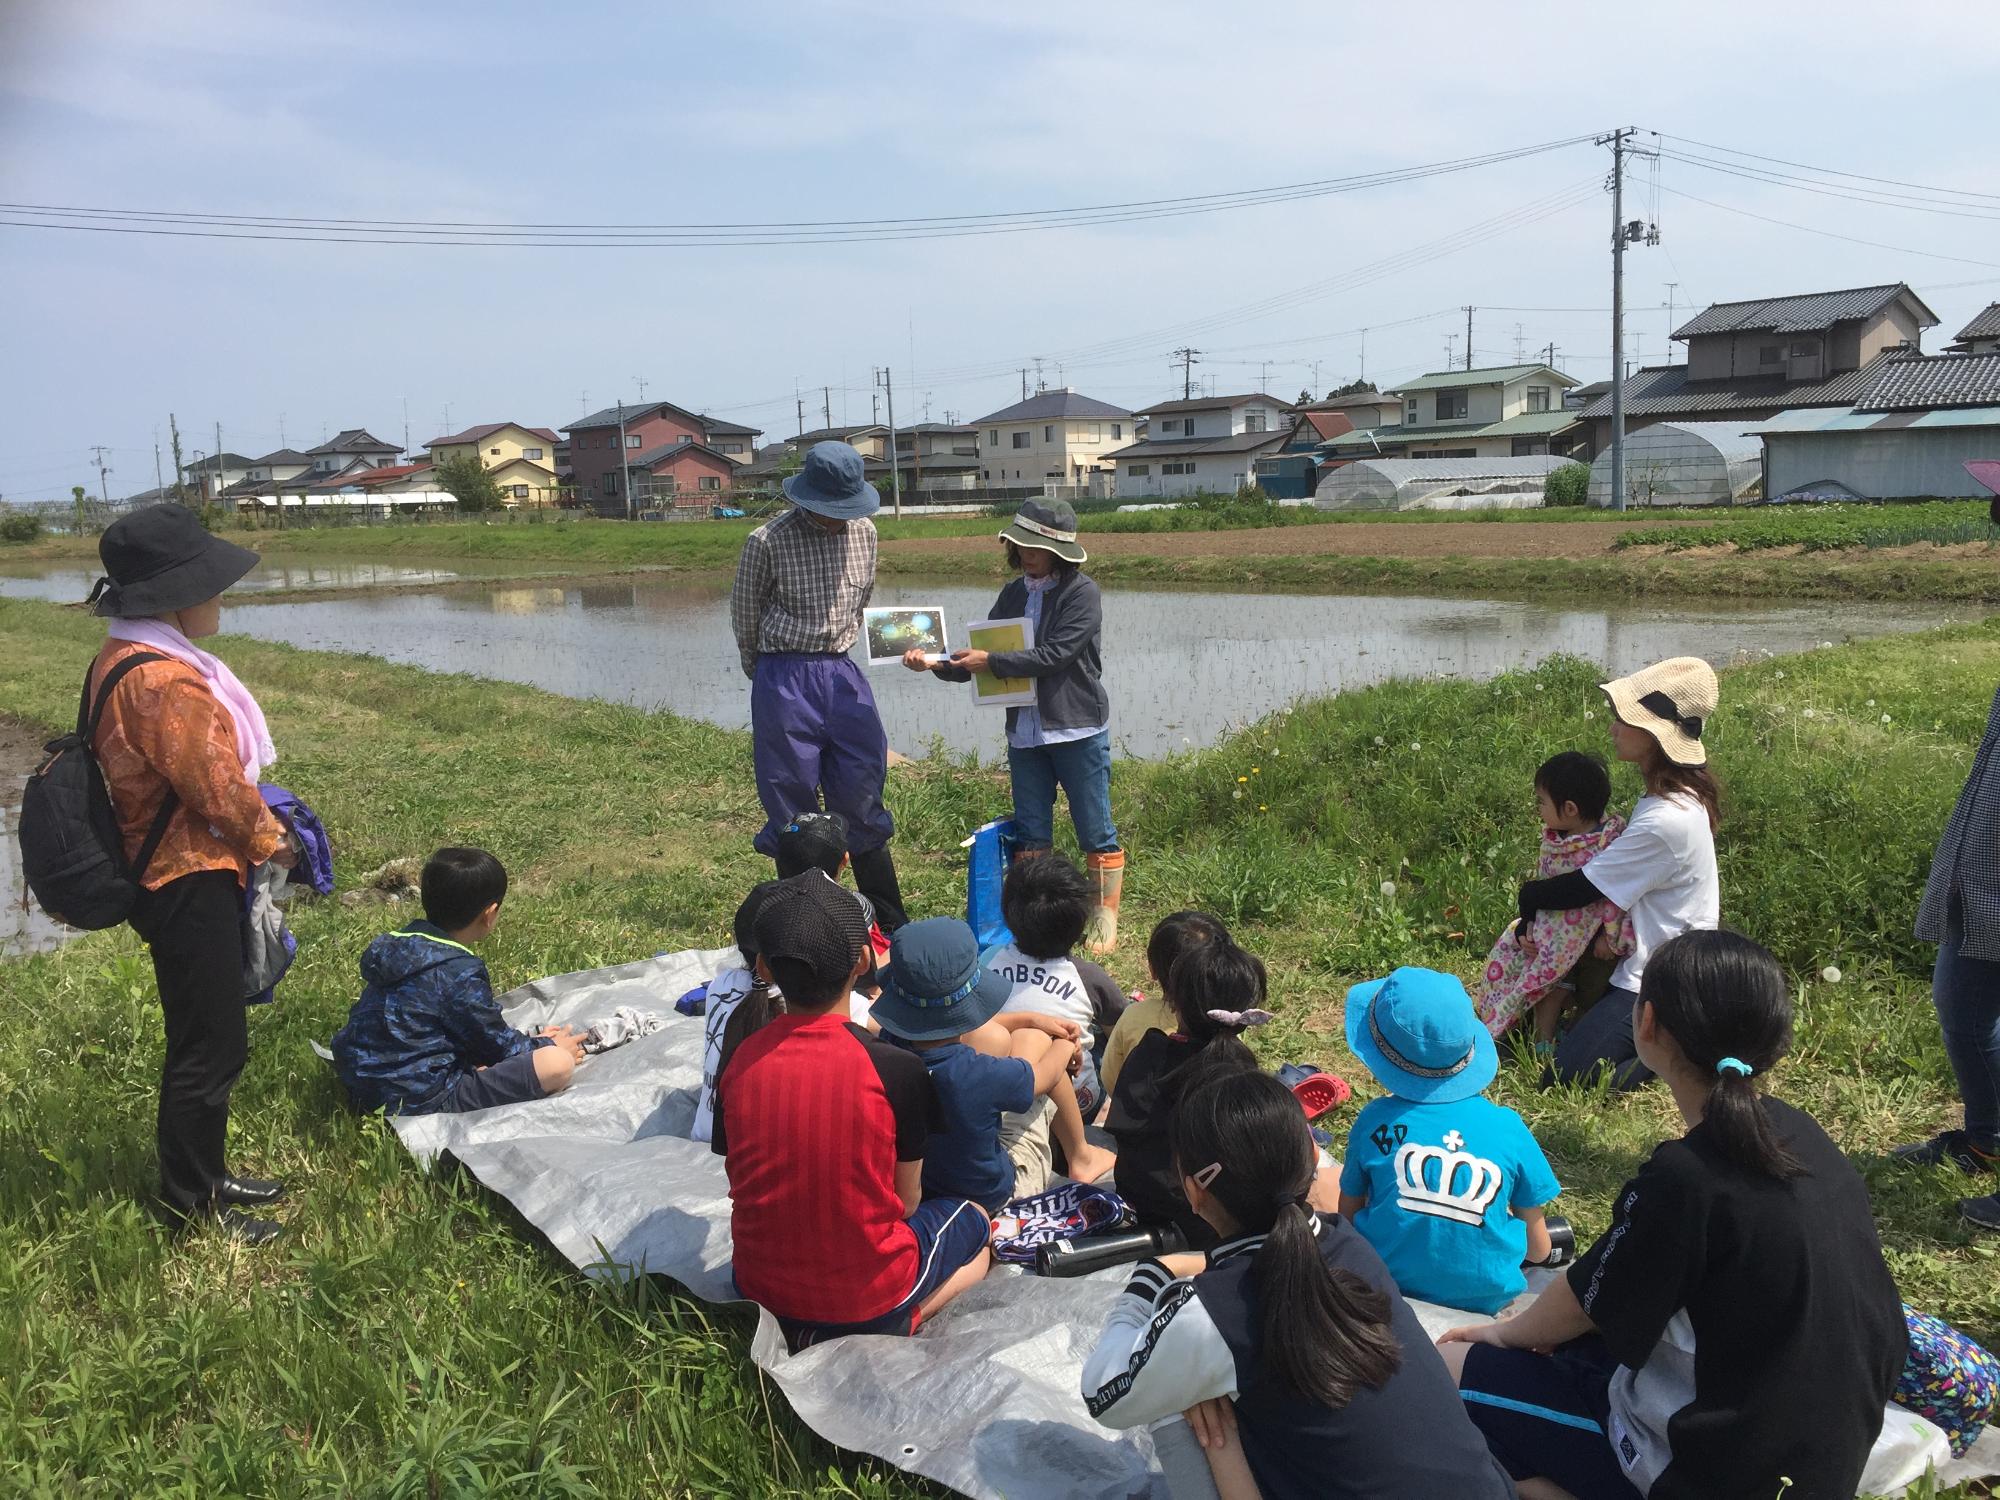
[729,507,877,678]
[1918,684,2000,959]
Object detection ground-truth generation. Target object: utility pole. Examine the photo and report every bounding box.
[153,434,164,496]
[213,420,223,505]
[617,399,633,521]
[1543,341,1558,368]
[89,446,112,511]
[1463,306,1475,370]
[401,396,409,457]
[1311,360,1321,397]
[823,387,832,429]
[872,390,880,425]
[878,366,903,519]
[1019,368,1029,401]
[169,413,185,504]
[1359,328,1368,382]
[796,391,805,438]
[1598,126,1657,513]
[1172,346,1202,400]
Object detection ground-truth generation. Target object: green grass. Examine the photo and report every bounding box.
[2,596,1998,1495]
[1617,500,2000,554]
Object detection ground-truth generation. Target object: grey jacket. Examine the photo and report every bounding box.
[936,570,1110,736]
[1917,684,2000,959]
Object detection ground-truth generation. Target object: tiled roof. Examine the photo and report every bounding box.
[306,428,400,455]
[1390,364,1575,394]
[1319,410,1578,451]
[1103,430,1288,461]
[564,399,761,438]
[629,438,733,468]
[1299,391,1399,411]
[1576,353,1895,421]
[1854,351,2000,412]
[702,417,762,436]
[1951,303,2000,344]
[795,425,888,444]
[254,448,312,466]
[1133,393,1293,416]
[972,391,1132,423]
[426,422,560,449]
[1671,283,1936,339]
[184,452,258,471]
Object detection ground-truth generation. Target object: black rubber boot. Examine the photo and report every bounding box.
[849,845,909,933]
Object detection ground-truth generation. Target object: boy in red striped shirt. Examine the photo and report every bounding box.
[711,872,991,1349]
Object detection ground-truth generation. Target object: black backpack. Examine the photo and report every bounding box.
[17,652,180,930]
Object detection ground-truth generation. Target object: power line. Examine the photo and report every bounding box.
[1660,133,2000,205]
[0,136,1601,250]
[1658,148,2000,223]
[1658,185,2000,271]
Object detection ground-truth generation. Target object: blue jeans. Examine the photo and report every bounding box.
[1007,732,1118,854]
[1934,898,2000,1150]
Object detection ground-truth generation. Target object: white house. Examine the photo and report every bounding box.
[1105,392,1293,499]
[1316,364,1581,462]
[303,428,403,478]
[971,390,1134,488]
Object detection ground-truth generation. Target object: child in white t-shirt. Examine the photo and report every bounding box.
[692,882,786,1143]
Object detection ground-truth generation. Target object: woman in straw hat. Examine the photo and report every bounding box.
[1513,656,1721,1091]
[905,499,1125,953]
[84,503,297,1243]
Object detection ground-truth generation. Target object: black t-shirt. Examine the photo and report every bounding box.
[1568,1097,1906,1500]
[1108,1030,1254,1248]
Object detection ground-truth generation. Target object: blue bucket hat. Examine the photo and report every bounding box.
[782,440,880,521]
[1344,967,1497,1104]
[870,917,1013,1043]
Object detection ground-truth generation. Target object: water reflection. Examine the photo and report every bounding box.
[0,559,491,604]
[89,576,1962,761]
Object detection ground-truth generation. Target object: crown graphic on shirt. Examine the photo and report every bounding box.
[1392,1140,1505,1226]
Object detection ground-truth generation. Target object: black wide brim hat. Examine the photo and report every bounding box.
[91,503,260,618]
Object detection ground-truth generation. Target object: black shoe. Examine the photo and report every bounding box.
[1962,1193,2000,1232]
[1892,1130,1999,1176]
[212,1209,285,1246]
[215,1175,287,1207]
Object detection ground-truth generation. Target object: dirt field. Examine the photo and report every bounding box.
[884,515,1700,563]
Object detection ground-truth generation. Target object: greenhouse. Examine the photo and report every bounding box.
[1586,421,1761,508]
[1312,455,1569,512]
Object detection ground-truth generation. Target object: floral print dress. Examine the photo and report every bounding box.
[1476,815,1632,1038]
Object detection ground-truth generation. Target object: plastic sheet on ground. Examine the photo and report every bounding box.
[361,951,1999,1500]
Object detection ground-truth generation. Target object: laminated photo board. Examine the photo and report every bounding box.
[966,617,1036,708]
[863,605,948,666]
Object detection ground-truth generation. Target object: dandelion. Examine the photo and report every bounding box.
[1373,735,1385,746]
[1881,713,1892,724]
[1774,669,1786,680]
[1380,880,1398,898]
[1237,775,1249,783]
[1258,803,1267,811]
[1232,789,1243,801]
[1866,698,1876,707]
[1821,965,1842,984]
[1584,709,1595,720]
[1820,640,1833,648]
[1802,707,1816,719]
[1410,741,1421,752]
[1773,704,1787,715]
[1534,682,1545,692]
[1251,766,1261,774]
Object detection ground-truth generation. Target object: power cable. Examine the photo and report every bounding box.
[1658,186,2000,271]
[1660,134,2000,205]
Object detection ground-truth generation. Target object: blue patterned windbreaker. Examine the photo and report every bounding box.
[331,921,544,1113]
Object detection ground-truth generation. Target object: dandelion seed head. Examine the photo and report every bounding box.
[1821,965,1842,984]
[1380,880,1397,898]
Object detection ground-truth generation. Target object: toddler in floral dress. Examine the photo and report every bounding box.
[1477,752,1631,1048]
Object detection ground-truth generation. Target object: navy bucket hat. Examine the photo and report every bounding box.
[1344,966,1498,1105]
[869,917,1012,1043]
[783,440,880,521]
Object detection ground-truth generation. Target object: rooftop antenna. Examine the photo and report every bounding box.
[1032,356,1046,393]
[1663,282,1680,363]
[1445,333,1459,367]
[1513,323,1526,363]
[635,375,649,402]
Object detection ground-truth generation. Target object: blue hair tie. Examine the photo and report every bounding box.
[1716,1056,1754,1079]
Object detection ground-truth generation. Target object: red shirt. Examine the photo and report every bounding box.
[712,1009,938,1325]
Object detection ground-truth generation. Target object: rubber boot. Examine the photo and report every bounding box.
[1084,849,1125,956]
[849,845,909,933]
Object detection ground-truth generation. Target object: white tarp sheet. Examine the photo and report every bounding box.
[361,951,1990,1500]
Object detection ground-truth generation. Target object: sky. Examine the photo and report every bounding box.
[4,0,2000,500]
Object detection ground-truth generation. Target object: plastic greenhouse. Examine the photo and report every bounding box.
[1586,421,1761,508]
[1312,456,1570,512]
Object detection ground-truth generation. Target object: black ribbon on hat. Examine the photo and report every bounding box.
[1638,690,1703,741]
[86,576,120,611]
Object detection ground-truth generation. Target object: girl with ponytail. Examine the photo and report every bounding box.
[1440,930,1907,1500]
[1083,1069,1513,1500]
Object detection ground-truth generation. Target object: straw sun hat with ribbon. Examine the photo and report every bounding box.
[1601,656,1719,767]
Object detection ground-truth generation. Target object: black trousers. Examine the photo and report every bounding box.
[1546,984,1655,1092]
[129,870,247,1218]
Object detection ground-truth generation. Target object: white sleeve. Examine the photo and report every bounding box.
[1081,1260,1240,1429]
[1576,805,1674,912]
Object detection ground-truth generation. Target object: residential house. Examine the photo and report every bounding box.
[304,429,403,478]
[424,422,563,507]
[792,424,891,458]
[1316,365,1580,463]
[885,422,981,495]
[182,452,257,501]
[564,400,764,516]
[626,440,741,512]
[1751,348,2000,501]
[1297,389,1405,428]
[1946,304,2000,355]
[1106,392,1293,499]
[971,390,1133,488]
[1577,282,1939,453]
[1252,408,1360,499]
[330,463,437,496]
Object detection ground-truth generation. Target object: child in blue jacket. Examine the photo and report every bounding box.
[333,847,584,1115]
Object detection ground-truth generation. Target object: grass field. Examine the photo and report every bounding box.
[1617,500,2000,555]
[2,596,1999,1495]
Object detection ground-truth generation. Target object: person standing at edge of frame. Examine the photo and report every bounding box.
[730,440,908,931]
[905,498,1124,953]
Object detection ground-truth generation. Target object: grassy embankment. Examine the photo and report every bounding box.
[1,593,1996,1495]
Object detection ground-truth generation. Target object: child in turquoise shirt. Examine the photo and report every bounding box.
[1338,966,1562,1316]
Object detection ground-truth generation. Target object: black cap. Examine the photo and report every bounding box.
[732,880,788,961]
[752,871,869,991]
[775,810,850,877]
[91,503,260,618]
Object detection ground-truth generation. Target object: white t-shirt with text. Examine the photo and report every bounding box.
[1578,792,1719,994]
[987,943,1099,1048]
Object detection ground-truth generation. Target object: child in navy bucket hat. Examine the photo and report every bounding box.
[1337,967,1563,1315]
[872,918,1117,1211]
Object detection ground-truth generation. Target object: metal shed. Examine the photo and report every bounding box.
[1312,456,1568,512]
[1749,405,2000,501]
[1587,422,1761,508]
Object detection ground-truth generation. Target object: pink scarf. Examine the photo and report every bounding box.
[106,617,277,777]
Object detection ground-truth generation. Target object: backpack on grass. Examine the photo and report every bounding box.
[18,652,178,930]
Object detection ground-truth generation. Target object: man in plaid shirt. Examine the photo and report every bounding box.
[731,441,906,929]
